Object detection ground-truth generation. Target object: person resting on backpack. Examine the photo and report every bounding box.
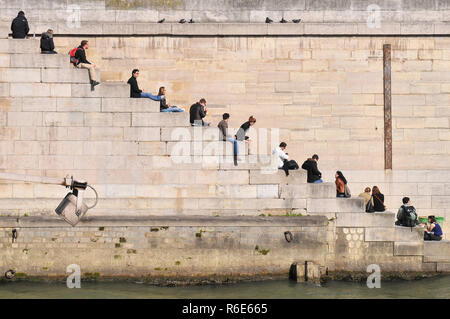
[272,142,298,176]
[395,197,418,227]
[422,215,443,241]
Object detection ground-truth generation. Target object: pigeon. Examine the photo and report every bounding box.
[189,19,195,23]
[179,19,186,24]
[265,17,273,23]
[292,19,301,23]
[158,18,165,23]
[280,18,287,23]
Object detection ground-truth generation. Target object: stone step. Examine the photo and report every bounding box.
[9,82,71,97]
[250,170,307,185]
[10,53,70,69]
[424,240,450,262]
[333,211,396,227]
[0,68,41,82]
[365,225,424,242]
[166,140,248,156]
[306,197,365,213]
[0,39,40,54]
[161,126,222,141]
[132,112,190,127]
[71,82,129,98]
[102,98,160,113]
[280,183,336,199]
[42,68,101,83]
[394,242,424,256]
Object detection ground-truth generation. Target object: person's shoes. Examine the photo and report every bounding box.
[280,18,287,23]
[265,17,273,23]
[292,19,301,23]
[90,80,100,87]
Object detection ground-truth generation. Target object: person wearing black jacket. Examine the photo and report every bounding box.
[126,69,161,101]
[40,29,57,54]
[189,98,209,126]
[73,40,99,87]
[11,11,29,39]
[301,154,323,183]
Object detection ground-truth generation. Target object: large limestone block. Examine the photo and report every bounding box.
[0,25,8,39]
[10,83,71,97]
[336,212,395,227]
[424,241,450,262]
[160,126,220,141]
[280,183,335,199]
[0,39,40,53]
[0,68,41,83]
[41,68,97,83]
[394,242,424,256]
[365,226,423,242]
[307,198,365,213]
[71,83,129,98]
[10,53,70,68]
[0,83,9,97]
[132,112,190,127]
[56,97,102,112]
[102,98,160,113]
[250,170,307,184]
[124,127,160,141]
[166,141,247,156]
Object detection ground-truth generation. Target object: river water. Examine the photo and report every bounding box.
[1,276,449,299]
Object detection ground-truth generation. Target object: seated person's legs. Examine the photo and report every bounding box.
[141,92,162,101]
[161,106,184,112]
[313,179,323,183]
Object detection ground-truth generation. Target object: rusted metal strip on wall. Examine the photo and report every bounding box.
[383,44,392,170]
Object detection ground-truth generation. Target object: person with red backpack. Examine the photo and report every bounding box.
[69,40,99,87]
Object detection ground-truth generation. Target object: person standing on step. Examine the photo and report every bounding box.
[301,154,322,183]
[40,29,57,54]
[189,98,209,126]
[372,186,385,212]
[158,86,184,112]
[73,40,100,87]
[218,113,238,166]
[11,11,29,39]
[127,69,161,101]
[423,215,443,241]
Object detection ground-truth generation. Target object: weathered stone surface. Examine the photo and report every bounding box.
[394,242,424,256]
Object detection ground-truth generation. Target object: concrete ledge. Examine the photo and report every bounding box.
[365,226,424,242]
[307,198,365,213]
[335,212,395,227]
[7,23,450,36]
[0,215,328,228]
[424,240,450,262]
[394,242,424,256]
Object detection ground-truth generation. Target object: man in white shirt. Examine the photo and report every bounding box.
[273,142,294,176]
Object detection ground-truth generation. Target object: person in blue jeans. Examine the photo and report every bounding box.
[218,113,238,166]
[158,87,184,112]
[127,69,161,101]
[423,216,443,241]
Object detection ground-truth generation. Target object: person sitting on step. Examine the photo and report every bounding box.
[423,215,443,241]
[395,197,418,227]
[127,69,161,101]
[301,154,322,183]
[11,11,29,39]
[40,29,57,54]
[74,40,100,87]
[158,87,184,112]
[189,98,210,126]
[273,142,299,176]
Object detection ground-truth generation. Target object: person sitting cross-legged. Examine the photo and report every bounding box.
[127,69,161,101]
[158,87,184,112]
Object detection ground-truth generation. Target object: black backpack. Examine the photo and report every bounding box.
[401,205,418,227]
[286,160,299,170]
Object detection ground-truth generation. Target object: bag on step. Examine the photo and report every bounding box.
[366,196,375,213]
[286,160,299,170]
[344,184,351,198]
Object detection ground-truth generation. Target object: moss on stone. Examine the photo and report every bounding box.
[119,237,126,243]
[127,249,137,254]
[99,227,105,231]
[150,228,159,232]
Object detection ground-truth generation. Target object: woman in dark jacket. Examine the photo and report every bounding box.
[158,87,184,112]
[372,186,385,212]
[235,116,256,141]
[335,171,347,198]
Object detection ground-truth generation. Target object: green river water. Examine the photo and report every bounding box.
[0,276,449,299]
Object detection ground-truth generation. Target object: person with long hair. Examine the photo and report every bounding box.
[371,186,385,212]
[335,171,347,197]
[358,187,373,206]
[423,215,443,241]
[158,87,184,112]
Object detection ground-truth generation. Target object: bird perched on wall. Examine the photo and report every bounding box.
[280,18,287,23]
[189,19,195,23]
[292,19,301,23]
[158,18,165,23]
[265,17,273,23]
[179,19,186,24]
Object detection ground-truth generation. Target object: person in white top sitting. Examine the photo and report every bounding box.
[273,142,298,176]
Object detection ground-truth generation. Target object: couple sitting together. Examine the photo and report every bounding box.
[127,69,184,112]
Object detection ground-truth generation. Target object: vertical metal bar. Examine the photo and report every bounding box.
[383,44,392,169]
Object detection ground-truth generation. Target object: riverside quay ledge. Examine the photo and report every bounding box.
[0,0,449,281]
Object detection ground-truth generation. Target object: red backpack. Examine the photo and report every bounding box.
[68,47,81,64]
